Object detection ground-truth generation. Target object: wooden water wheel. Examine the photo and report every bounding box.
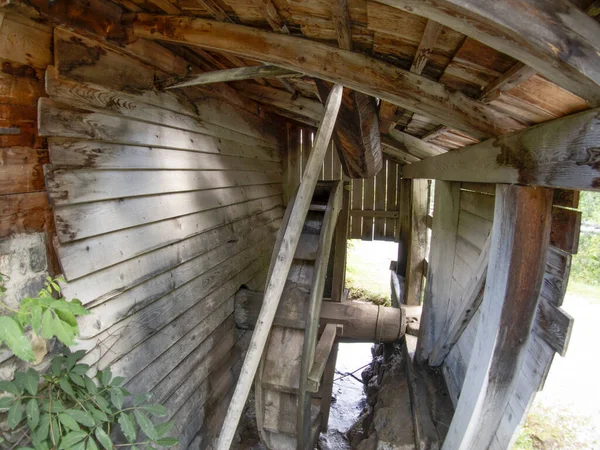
[255,181,343,450]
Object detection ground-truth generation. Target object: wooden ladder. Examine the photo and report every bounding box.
[255,181,343,450]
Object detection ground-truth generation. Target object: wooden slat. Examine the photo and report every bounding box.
[443,185,552,450]
[133,14,525,139]
[404,179,429,306]
[350,179,362,238]
[331,182,350,303]
[160,65,298,89]
[307,323,339,392]
[362,176,375,240]
[416,181,460,361]
[550,206,582,254]
[385,161,398,240]
[403,108,600,191]
[374,164,387,239]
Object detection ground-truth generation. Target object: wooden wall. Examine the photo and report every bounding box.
[29,26,285,449]
[0,11,56,264]
[433,183,578,448]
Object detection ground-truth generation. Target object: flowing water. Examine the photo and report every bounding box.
[319,342,373,450]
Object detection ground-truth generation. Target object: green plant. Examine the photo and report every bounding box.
[0,349,176,450]
[0,274,89,362]
[0,275,177,449]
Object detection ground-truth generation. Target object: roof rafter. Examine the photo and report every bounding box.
[132,14,525,139]
[375,0,600,106]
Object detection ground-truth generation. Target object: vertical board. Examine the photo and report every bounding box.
[374,162,387,239]
[362,176,375,240]
[385,161,398,240]
[351,179,363,239]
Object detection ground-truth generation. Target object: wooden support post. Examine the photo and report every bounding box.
[215,84,343,450]
[442,185,552,450]
[331,181,350,303]
[319,342,338,428]
[404,179,429,306]
[396,179,411,277]
[416,181,460,362]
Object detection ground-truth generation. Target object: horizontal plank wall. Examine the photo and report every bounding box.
[40,28,284,450]
[429,183,578,449]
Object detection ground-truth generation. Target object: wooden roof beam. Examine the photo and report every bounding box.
[157,65,299,90]
[132,14,524,140]
[389,129,446,159]
[402,107,600,191]
[376,0,600,106]
[479,61,536,103]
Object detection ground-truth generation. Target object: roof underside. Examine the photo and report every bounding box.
[74,0,600,159]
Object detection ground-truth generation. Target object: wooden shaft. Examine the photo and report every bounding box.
[215,84,343,450]
[234,288,406,343]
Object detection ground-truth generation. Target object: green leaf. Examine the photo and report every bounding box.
[155,421,174,438]
[110,376,124,387]
[94,427,112,450]
[71,363,90,375]
[32,437,49,450]
[24,368,39,395]
[95,396,111,414]
[59,377,75,397]
[31,305,43,333]
[8,400,23,429]
[142,404,168,418]
[134,410,158,440]
[51,313,75,345]
[67,300,90,316]
[0,316,35,362]
[87,438,99,450]
[83,376,97,395]
[100,368,111,387]
[26,399,40,428]
[90,407,108,423]
[70,441,86,450]
[41,309,54,340]
[155,437,178,447]
[58,412,81,431]
[0,380,19,395]
[58,431,87,450]
[0,396,14,409]
[65,409,95,428]
[70,373,85,387]
[110,387,123,410]
[51,416,61,447]
[118,412,137,443]
[35,414,50,442]
[133,393,151,406]
[51,356,66,376]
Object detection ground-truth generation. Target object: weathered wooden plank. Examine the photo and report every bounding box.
[381,137,421,165]
[402,107,600,191]
[331,182,350,303]
[376,0,600,106]
[0,147,48,195]
[56,195,281,280]
[0,191,50,238]
[374,165,387,239]
[479,62,537,103]
[53,183,281,242]
[46,168,282,205]
[0,16,52,69]
[307,323,339,392]
[160,65,298,89]
[404,179,428,305]
[64,213,281,306]
[350,179,363,238]
[385,161,398,240]
[442,185,552,450]
[48,139,281,171]
[429,234,490,366]
[552,189,579,208]
[44,67,280,149]
[416,181,460,362]
[457,210,492,251]
[133,14,525,139]
[550,206,582,254]
[38,98,279,155]
[389,129,446,159]
[362,176,375,240]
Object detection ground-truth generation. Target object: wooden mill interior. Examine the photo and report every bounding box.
[0,0,597,448]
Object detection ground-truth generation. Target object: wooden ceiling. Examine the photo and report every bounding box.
[15,0,600,160]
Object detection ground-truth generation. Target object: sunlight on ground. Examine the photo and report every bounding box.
[515,283,600,449]
[345,239,397,306]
